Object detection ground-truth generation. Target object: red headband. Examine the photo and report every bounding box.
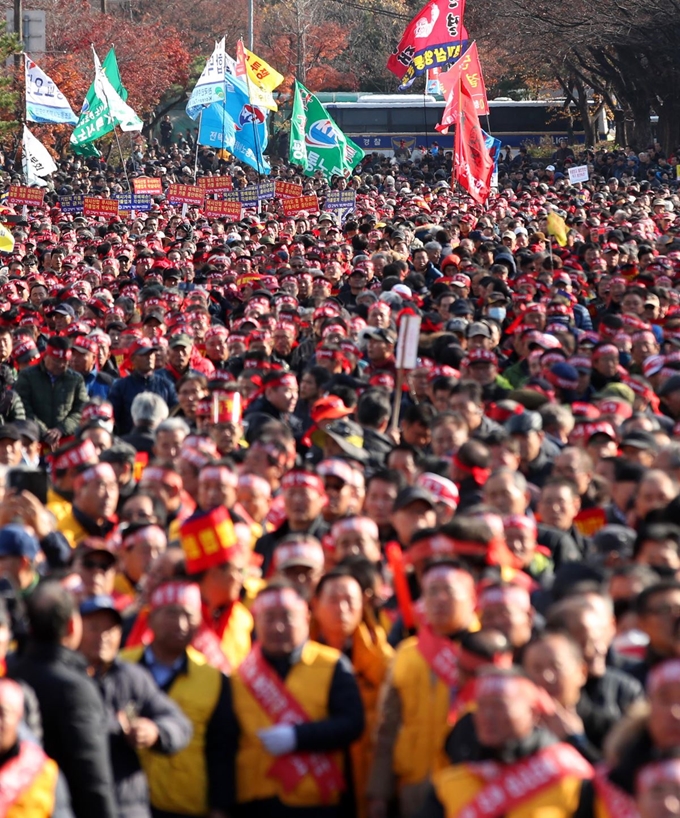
[73,462,116,492]
[252,588,308,616]
[150,581,201,613]
[281,472,325,494]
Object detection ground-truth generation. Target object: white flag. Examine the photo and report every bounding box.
[22,125,57,187]
[92,48,142,133]
[186,37,227,120]
[25,54,78,125]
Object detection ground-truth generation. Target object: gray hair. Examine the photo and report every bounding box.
[488,467,527,493]
[539,404,575,435]
[424,241,442,254]
[155,418,190,438]
[130,392,169,428]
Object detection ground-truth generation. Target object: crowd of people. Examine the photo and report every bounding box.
[0,127,678,818]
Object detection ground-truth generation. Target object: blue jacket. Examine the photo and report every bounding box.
[108,372,177,435]
[82,370,114,401]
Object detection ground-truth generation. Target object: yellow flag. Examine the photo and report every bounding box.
[0,223,15,253]
[546,212,568,247]
[244,47,284,92]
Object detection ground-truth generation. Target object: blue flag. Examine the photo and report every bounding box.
[198,74,270,174]
[482,130,502,170]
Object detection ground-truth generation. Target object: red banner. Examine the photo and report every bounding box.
[282,194,320,216]
[386,0,468,87]
[132,177,163,195]
[7,186,44,207]
[275,180,303,199]
[166,184,204,206]
[204,199,243,220]
[83,197,120,218]
[454,84,494,205]
[436,41,489,133]
[198,176,234,193]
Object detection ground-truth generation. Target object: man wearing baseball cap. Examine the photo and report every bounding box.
[15,336,88,449]
[71,334,115,401]
[108,338,177,435]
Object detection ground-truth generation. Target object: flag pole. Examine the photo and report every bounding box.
[113,126,131,191]
[240,39,264,178]
[194,109,203,177]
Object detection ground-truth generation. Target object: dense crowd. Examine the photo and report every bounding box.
[0,129,678,818]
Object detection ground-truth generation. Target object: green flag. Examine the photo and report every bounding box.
[289,81,364,179]
[70,47,132,154]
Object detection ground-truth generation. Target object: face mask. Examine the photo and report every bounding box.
[488,307,506,323]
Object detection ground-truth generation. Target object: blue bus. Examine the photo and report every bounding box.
[316,94,608,154]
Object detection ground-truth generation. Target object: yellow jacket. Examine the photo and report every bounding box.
[46,487,71,526]
[351,623,394,818]
[391,636,453,788]
[56,509,88,548]
[215,600,253,670]
[5,749,58,818]
[121,645,222,816]
[432,753,586,818]
[231,640,344,807]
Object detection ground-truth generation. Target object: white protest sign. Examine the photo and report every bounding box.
[568,165,589,184]
[396,314,422,370]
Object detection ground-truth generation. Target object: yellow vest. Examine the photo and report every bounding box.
[432,759,585,818]
[113,572,137,599]
[219,600,253,670]
[391,635,452,787]
[121,645,222,816]
[5,753,58,818]
[56,509,87,548]
[46,488,71,526]
[231,640,344,807]
[351,623,394,818]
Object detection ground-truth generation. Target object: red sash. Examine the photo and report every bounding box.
[238,645,345,803]
[592,764,638,818]
[459,743,594,818]
[0,741,49,813]
[192,625,231,674]
[417,625,460,688]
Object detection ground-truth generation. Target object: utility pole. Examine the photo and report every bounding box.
[248,0,253,50]
[13,0,22,70]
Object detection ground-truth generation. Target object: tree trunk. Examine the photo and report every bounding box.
[656,97,680,156]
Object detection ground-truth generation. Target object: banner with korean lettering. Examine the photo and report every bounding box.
[387,0,468,89]
[436,41,488,134]
[132,177,163,195]
[204,199,243,219]
[454,83,494,205]
[8,186,44,207]
[116,193,152,212]
[275,181,303,199]
[59,195,84,214]
[166,184,205,206]
[83,197,120,218]
[324,191,357,212]
[198,176,234,193]
[282,195,320,216]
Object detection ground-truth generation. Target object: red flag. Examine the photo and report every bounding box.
[454,84,494,205]
[387,0,468,89]
[436,41,489,134]
[235,40,247,77]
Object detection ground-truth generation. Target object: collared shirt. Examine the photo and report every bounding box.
[142,646,185,689]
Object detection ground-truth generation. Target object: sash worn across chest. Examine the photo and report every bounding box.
[0,742,48,813]
[238,645,345,803]
[417,625,460,687]
[458,742,594,818]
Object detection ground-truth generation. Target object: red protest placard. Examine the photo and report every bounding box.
[83,197,120,218]
[282,194,320,216]
[132,177,163,195]
[198,176,234,193]
[275,181,303,199]
[204,199,243,220]
[7,186,44,207]
[166,184,204,206]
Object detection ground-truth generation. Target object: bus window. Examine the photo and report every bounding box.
[334,107,389,134]
[390,107,428,134]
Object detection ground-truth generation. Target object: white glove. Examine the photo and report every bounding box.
[257,725,297,756]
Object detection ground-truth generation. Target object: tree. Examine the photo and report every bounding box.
[0,24,23,138]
